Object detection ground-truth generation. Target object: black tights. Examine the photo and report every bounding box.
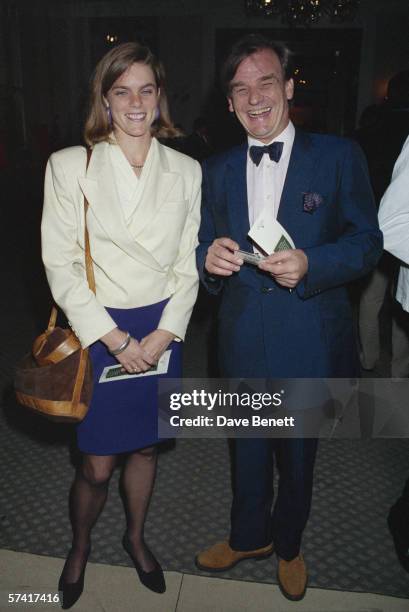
[61,447,157,584]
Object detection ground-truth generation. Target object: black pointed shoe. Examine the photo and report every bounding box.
[58,548,90,609]
[122,532,166,594]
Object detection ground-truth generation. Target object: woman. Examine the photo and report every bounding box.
[41,42,201,608]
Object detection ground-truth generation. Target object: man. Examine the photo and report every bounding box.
[378,134,409,572]
[195,34,382,601]
[357,71,409,376]
[379,134,409,317]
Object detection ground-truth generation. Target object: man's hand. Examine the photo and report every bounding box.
[205,237,243,276]
[258,249,308,288]
[140,329,176,364]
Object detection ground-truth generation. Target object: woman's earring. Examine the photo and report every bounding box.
[106,106,112,126]
[154,107,160,121]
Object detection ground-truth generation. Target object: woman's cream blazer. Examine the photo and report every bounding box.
[41,138,201,348]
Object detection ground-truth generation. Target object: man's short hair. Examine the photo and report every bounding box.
[221,33,294,95]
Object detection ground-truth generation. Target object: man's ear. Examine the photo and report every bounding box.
[227,97,234,113]
[285,78,294,101]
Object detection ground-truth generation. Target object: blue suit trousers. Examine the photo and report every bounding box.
[229,438,318,560]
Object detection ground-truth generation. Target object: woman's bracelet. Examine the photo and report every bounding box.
[109,331,131,356]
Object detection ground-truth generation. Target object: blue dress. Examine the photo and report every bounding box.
[77,299,181,455]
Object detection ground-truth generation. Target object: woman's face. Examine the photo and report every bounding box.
[104,62,159,144]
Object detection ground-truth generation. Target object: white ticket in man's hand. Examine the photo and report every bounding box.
[248,210,295,255]
[236,249,266,265]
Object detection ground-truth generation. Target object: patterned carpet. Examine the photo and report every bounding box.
[1,396,409,598]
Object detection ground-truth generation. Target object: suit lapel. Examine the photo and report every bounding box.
[78,140,177,272]
[277,130,318,241]
[226,144,251,247]
[132,139,180,238]
[225,134,319,249]
[78,140,125,245]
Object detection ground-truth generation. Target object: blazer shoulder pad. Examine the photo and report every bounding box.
[48,146,87,173]
[49,145,86,163]
[159,141,200,172]
[204,143,246,172]
[307,132,355,153]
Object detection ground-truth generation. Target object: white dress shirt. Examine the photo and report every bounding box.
[247,121,295,230]
[378,135,409,312]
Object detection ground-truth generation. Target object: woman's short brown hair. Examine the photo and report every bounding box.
[84,41,180,146]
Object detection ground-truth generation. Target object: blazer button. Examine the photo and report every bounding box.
[261,287,274,293]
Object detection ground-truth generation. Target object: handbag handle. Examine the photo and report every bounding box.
[46,147,94,333]
[83,147,96,295]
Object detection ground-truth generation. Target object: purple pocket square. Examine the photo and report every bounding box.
[303,192,324,214]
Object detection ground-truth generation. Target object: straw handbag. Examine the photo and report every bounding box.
[14,149,95,422]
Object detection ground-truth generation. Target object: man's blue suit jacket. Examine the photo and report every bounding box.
[196,130,383,378]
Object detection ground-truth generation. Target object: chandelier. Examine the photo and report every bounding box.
[244,0,360,26]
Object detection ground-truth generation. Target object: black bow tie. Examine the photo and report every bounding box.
[249,141,284,166]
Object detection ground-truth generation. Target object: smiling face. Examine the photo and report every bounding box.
[104,62,159,146]
[227,48,294,143]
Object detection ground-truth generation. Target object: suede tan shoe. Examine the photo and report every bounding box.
[195,540,273,572]
[277,554,308,601]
